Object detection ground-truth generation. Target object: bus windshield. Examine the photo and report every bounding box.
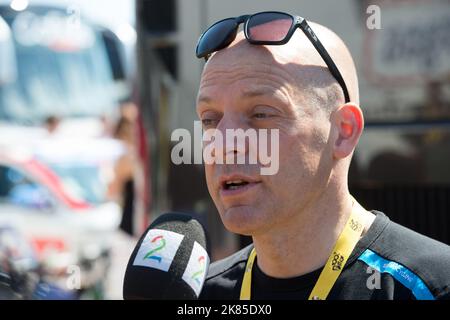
[0,7,119,124]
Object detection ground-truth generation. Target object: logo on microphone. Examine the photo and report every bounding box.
[191,255,206,285]
[133,229,184,272]
[182,241,210,297]
[143,235,166,263]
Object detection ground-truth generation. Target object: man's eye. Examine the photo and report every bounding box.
[252,113,269,119]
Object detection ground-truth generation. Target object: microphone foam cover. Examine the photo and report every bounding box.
[123,212,209,300]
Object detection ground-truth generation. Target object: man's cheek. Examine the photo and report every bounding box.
[204,165,216,195]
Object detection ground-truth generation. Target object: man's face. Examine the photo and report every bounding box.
[196,43,334,237]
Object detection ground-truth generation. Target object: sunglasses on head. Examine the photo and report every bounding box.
[196,11,350,103]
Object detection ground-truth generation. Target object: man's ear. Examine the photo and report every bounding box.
[332,103,364,159]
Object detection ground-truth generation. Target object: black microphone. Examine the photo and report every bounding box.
[123,212,210,299]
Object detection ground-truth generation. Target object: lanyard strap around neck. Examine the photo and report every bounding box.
[239,207,364,300]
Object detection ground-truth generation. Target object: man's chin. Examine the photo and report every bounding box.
[220,205,263,236]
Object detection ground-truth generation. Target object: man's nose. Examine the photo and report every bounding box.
[215,113,252,162]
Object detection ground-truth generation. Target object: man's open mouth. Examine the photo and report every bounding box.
[223,179,250,190]
[219,174,262,195]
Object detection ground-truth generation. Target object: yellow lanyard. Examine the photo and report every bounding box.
[239,208,364,300]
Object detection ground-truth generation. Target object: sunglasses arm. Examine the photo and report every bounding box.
[299,20,351,103]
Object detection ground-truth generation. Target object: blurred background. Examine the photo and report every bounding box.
[0,0,449,299]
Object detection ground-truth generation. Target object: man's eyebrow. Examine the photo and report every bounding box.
[197,94,212,105]
[241,88,274,98]
[241,87,290,104]
[197,90,269,104]
[197,87,289,105]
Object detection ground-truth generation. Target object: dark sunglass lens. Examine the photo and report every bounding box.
[196,18,238,58]
[247,12,293,42]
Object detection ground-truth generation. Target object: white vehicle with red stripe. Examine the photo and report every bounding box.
[0,144,121,297]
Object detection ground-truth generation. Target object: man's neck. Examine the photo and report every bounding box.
[252,190,375,279]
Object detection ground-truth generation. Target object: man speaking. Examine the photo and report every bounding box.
[194,11,450,300]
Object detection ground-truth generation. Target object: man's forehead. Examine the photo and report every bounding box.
[198,56,296,106]
[200,35,331,106]
[199,31,296,92]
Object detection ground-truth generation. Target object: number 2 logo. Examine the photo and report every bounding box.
[143,235,166,263]
[191,256,206,285]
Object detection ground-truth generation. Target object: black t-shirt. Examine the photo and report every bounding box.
[200,211,450,300]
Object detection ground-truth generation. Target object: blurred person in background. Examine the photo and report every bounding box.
[104,101,145,299]
[43,115,60,135]
[108,101,140,237]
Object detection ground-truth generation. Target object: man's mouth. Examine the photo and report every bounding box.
[223,179,250,190]
[219,175,261,197]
